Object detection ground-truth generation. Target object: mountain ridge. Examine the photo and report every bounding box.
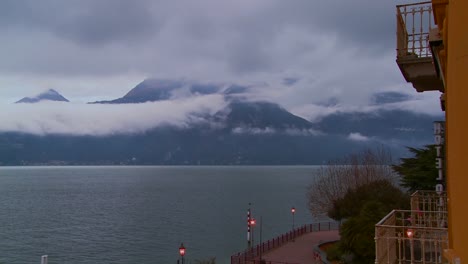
[4,80,443,165]
[16,89,69,103]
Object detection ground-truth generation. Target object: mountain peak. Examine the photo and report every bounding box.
[123,79,184,101]
[45,89,59,94]
[16,89,70,104]
[89,79,186,104]
[218,100,314,130]
[89,79,248,104]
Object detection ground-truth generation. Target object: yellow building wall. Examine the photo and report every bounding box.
[445,0,468,261]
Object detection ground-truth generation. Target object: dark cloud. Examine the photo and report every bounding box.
[0,0,400,75]
[270,0,398,52]
[283,78,299,86]
[227,38,272,74]
[0,0,442,119]
[57,1,159,45]
[372,91,413,105]
[0,0,159,45]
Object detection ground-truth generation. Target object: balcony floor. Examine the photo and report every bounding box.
[397,56,444,92]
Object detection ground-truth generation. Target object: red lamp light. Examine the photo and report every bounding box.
[250,219,256,226]
[179,243,186,257]
[406,229,414,238]
[291,207,296,214]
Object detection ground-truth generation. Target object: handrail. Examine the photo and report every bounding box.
[376,209,448,228]
[230,221,340,264]
[375,209,448,264]
[396,1,431,8]
[396,1,434,59]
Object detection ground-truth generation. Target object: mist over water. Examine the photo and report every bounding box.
[0,166,322,264]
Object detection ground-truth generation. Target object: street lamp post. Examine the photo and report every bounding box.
[291,207,296,230]
[247,203,251,249]
[41,255,48,264]
[291,207,296,242]
[179,243,186,264]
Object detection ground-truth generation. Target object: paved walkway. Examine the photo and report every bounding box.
[261,230,339,264]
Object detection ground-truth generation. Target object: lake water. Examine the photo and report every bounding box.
[0,166,323,264]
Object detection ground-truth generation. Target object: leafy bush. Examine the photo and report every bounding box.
[331,180,410,263]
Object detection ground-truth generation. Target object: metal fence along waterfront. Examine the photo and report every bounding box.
[230,221,340,264]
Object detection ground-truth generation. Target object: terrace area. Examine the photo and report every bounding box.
[375,191,448,264]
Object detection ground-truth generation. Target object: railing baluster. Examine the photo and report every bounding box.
[411,7,415,54]
[420,6,423,56]
[396,2,434,59]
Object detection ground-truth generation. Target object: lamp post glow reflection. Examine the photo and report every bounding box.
[407,229,414,264]
[250,218,256,246]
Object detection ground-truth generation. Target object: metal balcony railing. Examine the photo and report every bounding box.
[375,210,448,264]
[397,2,435,59]
[411,191,447,213]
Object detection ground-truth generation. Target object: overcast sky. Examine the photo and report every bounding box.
[0,0,444,135]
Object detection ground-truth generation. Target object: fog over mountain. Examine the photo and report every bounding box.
[0,0,447,165]
[0,79,443,165]
[2,79,442,136]
[2,94,227,136]
[0,79,440,135]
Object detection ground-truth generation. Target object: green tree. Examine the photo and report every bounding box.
[392,145,439,192]
[328,180,409,221]
[330,180,410,263]
[339,202,384,263]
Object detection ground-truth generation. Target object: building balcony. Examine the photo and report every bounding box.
[375,209,448,264]
[411,190,447,213]
[396,2,444,92]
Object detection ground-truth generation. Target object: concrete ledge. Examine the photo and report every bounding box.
[312,240,339,264]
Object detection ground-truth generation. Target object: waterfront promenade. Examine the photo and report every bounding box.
[261,230,339,264]
[231,222,340,264]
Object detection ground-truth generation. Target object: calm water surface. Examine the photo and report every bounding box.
[0,166,322,264]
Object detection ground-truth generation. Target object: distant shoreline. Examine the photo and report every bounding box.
[0,164,323,168]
